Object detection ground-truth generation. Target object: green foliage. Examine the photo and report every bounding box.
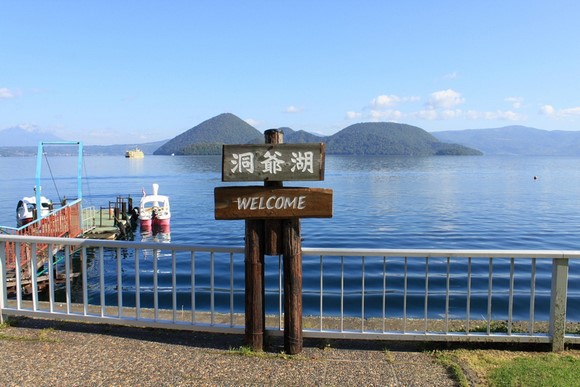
[325,122,481,155]
[488,354,580,386]
[285,129,327,144]
[180,143,223,155]
[432,350,470,387]
[434,143,483,155]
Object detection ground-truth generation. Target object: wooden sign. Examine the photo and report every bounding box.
[215,186,333,220]
[222,143,325,182]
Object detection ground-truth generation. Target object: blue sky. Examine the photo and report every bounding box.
[2,1,580,145]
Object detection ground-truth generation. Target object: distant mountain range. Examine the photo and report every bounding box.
[3,115,580,157]
[432,125,580,155]
[0,125,64,146]
[0,140,166,157]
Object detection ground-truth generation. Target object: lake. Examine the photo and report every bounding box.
[1,154,579,320]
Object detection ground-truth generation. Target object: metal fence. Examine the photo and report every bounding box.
[1,234,578,350]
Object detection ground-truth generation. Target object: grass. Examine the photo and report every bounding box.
[383,348,394,363]
[430,350,470,387]
[488,353,580,386]
[0,327,58,342]
[0,317,59,343]
[448,349,580,386]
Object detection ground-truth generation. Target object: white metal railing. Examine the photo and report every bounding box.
[1,235,578,350]
[81,206,98,232]
[299,248,579,351]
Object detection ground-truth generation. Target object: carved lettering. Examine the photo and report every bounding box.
[235,195,307,210]
[215,186,332,219]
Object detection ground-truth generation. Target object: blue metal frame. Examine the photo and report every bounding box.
[34,141,83,221]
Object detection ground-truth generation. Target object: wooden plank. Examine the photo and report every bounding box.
[214,186,333,220]
[222,143,325,182]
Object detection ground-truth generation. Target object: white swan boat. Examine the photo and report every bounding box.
[139,183,170,233]
[16,194,53,227]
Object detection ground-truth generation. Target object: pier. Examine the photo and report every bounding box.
[1,195,135,296]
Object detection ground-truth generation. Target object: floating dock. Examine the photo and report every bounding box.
[83,196,135,240]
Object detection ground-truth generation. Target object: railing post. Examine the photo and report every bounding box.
[549,257,569,352]
[0,242,5,323]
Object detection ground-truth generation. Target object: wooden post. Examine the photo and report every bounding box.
[283,218,303,354]
[245,219,264,350]
[264,129,283,256]
[217,131,331,355]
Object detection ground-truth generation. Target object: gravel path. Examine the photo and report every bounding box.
[0,318,456,386]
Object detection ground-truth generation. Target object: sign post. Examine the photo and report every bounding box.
[215,130,332,354]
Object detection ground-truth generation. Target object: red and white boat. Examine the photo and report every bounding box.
[138,183,170,234]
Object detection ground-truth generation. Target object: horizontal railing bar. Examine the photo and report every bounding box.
[4,235,580,259]
[0,234,245,254]
[302,330,552,343]
[303,247,580,259]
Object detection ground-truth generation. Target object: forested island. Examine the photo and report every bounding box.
[152,113,481,156]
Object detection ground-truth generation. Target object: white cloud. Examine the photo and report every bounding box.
[540,105,555,116]
[440,109,462,119]
[465,110,524,121]
[427,89,465,109]
[369,109,404,121]
[505,97,523,109]
[443,72,458,80]
[497,110,522,121]
[346,111,362,120]
[348,89,527,125]
[0,87,15,99]
[370,94,401,108]
[285,105,302,113]
[415,109,438,120]
[370,94,420,108]
[14,123,40,132]
[245,118,261,126]
[540,104,580,118]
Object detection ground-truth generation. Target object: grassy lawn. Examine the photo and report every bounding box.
[444,348,580,386]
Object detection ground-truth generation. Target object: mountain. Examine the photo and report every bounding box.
[83,140,167,156]
[0,125,64,146]
[284,128,327,143]
[154,113,262,155]
[432,125,580,155]
[325,122,481,156]
[155,117,479,156]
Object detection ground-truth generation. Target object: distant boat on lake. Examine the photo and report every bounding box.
[125,147,144,158]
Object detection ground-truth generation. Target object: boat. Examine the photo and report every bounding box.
[125,147,144,158]
[16,194,53,227]
[138,183,170,233]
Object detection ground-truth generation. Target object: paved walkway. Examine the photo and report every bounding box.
[0,318,456,386]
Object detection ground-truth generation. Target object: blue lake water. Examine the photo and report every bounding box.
[1,154,579,320]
